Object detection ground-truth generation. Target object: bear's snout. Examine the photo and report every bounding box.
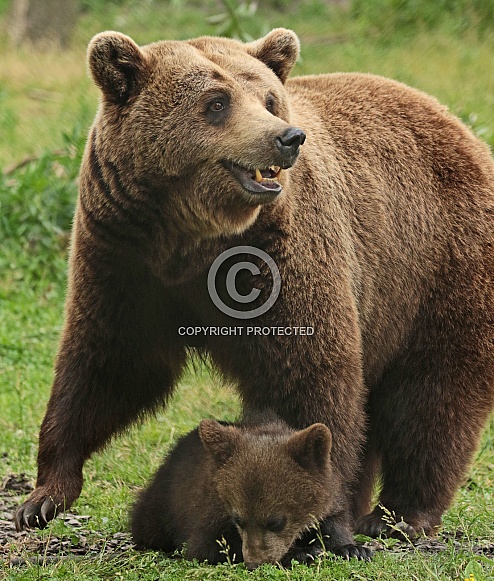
[276,127,306,167]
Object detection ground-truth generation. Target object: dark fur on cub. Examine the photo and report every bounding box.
[15,28,494,554]
[131,416,368,569]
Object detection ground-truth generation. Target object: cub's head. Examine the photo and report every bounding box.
[87,29,305,238]
[199,420,333,570]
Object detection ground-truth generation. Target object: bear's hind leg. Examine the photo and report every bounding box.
[357,326,494,539]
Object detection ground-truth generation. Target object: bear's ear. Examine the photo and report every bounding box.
[287,423,332,472]
[246,28,300,84]
[199,420,241,465]
[88,31,148,104]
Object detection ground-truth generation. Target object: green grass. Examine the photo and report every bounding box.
[1,1,494,579]
[3,551,492,581]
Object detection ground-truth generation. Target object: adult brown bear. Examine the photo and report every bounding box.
[15,28,494,557]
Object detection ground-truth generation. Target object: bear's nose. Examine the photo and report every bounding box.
[275,127,306,165]
[245,561,260,571]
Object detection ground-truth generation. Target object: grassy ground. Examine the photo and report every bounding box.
[1,1,494,579]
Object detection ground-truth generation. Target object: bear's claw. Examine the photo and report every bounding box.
[331,543,373,561]
[281,541,372,566]
[15,500,43,531]
[281,543,324,567]
[14,494,62,531]
[356,511,421,540]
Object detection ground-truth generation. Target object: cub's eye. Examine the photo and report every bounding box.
[232,514,245,529]
[266,515,287,533]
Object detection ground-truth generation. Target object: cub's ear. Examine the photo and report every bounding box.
[287,423,332,472]
[88,31,148,104]
[199,420,240,465]
[246,28,300,84]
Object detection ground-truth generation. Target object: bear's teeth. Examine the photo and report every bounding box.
[270,166,281,179]
[254,167,281,182]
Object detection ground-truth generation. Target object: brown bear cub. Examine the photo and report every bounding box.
[131,417,371,569]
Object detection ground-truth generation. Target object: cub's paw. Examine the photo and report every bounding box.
[281,544,323,567]
[14,486,76,531]
[331,543,373,561]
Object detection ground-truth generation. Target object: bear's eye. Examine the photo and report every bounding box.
[210,100,225,112]
[205,95,230,125]
[266,93,277,115]
[266,515,287,533]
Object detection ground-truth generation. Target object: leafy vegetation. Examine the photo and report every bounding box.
[1,1,494,579]
[351,0,494,37]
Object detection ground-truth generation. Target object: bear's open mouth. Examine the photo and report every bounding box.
[224,163,283,197]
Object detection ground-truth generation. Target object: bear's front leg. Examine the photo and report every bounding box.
[15,246,186,530]
[15,351,183,530]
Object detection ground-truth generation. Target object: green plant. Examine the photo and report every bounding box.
[207,0,260,41]
[0,124,86,284]
[351,0,494,37]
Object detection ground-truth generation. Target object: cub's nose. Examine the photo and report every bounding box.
[275,127,306,167]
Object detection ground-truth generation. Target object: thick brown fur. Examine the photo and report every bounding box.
[15,29,494,549]
[131,416,368,568]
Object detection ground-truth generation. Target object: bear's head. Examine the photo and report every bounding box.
[87,29,305,239]
[199,419,333,569]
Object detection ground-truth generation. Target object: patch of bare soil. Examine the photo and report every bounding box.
[1,474,493,567]
[1,474,134,566]
[366,534,494,558]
